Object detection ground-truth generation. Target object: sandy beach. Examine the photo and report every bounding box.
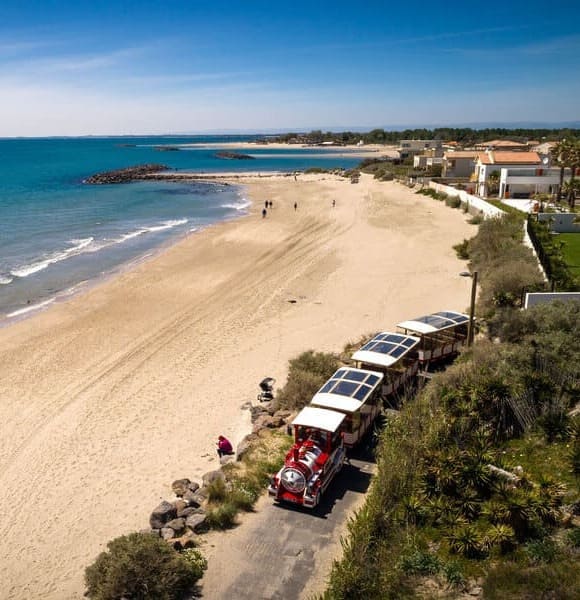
[0,173,474,599]
[171,140,399,159]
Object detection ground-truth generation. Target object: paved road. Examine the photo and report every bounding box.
[199,444,376,600]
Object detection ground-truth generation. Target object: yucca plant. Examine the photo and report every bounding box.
[454,489,482,521]
[447,524,486,558]
[484,524,516,554]
[403,495,429,526]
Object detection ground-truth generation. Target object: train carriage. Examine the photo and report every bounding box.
[396,310,469,367]
[351,332,420,401]
[309,367,383,448]
[268,406,347,508]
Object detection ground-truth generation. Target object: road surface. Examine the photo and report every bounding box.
[199,443,376,599]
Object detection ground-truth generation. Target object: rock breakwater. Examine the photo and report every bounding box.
[215,151,255,160]
[84,164,170,184]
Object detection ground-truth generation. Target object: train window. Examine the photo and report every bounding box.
[346,370,367,382]
[319,381,334,394]
[334,380,358,396]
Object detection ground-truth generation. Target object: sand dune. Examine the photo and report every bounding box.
[0,174,474,599]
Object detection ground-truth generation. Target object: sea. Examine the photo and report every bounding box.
[0,136,361,321]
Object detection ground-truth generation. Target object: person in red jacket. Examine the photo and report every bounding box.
[217,435,233,457]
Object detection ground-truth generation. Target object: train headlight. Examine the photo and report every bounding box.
[280,467,306,493]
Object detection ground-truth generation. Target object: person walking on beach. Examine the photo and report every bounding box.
[217,435,233,458]
[264,200,268,209]
[294,202,298,211]
[269,200,273,209]
[332,199,336,208]
[262,208,267,218]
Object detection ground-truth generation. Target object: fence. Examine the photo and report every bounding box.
[428,181,504,218]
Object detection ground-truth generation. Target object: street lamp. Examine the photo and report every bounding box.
[460,270,478,347]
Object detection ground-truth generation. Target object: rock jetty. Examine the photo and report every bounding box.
[84,164,169,184]
[215,151,255,160]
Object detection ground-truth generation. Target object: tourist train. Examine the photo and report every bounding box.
[268,310,469,508]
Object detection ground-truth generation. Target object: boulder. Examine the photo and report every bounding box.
[169,530,198,550]
[178,506,202,519]
[185,513,208,533]
[253,415,284,431]
[182,491,202,508]
[250,405,269,422]
[187,481,200,494]
[150,501,177,529]
[165,518,186,533]
[202,470,226,487]
[236,434,258,461]
[160,527,176,540]
[220,455,235,466]
[171,479,191,497]
[174,499,188,514]
[273,409,292,421]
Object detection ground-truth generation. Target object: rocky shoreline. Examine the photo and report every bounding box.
[83,163,171,184]
[215,151,255,160]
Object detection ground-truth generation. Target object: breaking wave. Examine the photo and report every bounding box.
[9,219,189,279]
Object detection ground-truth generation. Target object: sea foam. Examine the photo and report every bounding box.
[6,298,56,318]
[11,238,95,278]
[9,219,189,279]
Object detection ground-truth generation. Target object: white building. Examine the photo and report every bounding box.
[441,151,479,178]
[499,167,562,199]
[475,151,542,197]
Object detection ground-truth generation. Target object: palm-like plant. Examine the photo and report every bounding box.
[447,524,486,558]
[551,139,580,208]
[484,523,516,554]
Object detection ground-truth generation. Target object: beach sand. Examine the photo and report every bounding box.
[0,174,474,599]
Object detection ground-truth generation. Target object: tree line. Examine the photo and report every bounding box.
[272,128,580,145]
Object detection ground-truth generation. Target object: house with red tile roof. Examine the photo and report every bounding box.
[475,151,543,196]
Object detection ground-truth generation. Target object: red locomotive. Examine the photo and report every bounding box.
[268,406,347,508]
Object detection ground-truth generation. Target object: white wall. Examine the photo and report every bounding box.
[429,181,504,218]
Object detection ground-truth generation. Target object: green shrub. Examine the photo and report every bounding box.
[566,527,580,548]
[85,532,199,600]
[181,548,207,580]
[206,477,227,502]
[441,561,465,587]
[275,350,339,411]
[537,411,572,443]
[399,549,440,575]
[469,214,484,225]
[205,502,238,530]
[453,239,470,260]
[524,538,558,564]
[445,195,461,209]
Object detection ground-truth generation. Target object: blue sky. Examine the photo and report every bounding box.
[1,0,579,136]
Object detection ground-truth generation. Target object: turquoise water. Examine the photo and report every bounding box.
[0,136,361,318]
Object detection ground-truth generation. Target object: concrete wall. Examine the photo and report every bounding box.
[538,213,580,233]
[429,181,504,218]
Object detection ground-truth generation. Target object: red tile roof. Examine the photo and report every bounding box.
[478,151,541,165]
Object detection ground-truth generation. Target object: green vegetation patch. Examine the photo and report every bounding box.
[85,532,205,600]
[322,300,580,600]
[558,233,580,274]
[206,429,292,530]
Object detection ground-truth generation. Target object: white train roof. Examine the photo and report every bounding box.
[352,332,420,367]
[310,367,383,414]
[292,406,346,432]
[397,311,469,334]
